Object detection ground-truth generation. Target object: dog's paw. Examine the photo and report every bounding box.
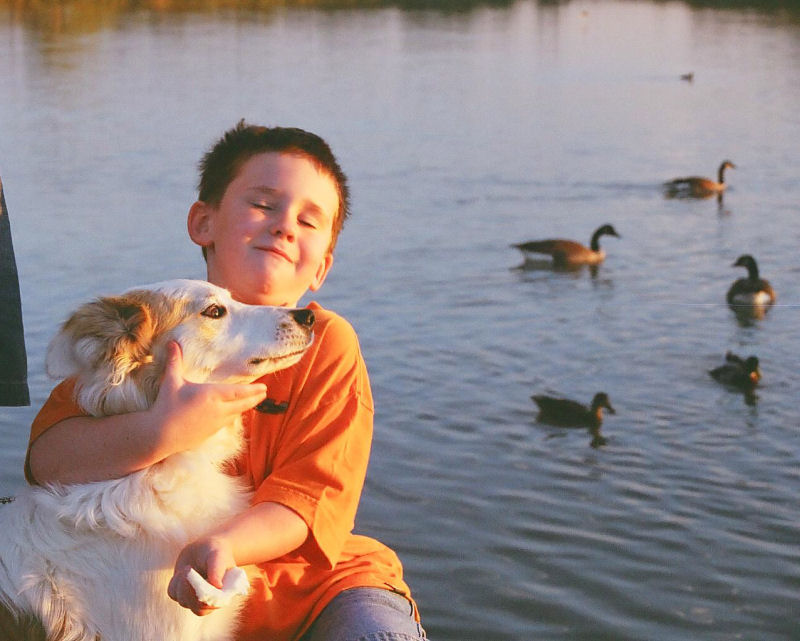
[186,567,250,607]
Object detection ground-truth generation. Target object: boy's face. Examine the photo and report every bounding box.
[188,152,338,307]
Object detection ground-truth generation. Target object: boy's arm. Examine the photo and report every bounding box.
[29,342,268,485]
[168,502,309,616]
[30,412,170,485]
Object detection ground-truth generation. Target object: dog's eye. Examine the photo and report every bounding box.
[201,304,227,319]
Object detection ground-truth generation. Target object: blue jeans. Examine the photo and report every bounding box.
[301,587,427,641]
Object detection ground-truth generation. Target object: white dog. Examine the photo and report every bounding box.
[0,279,315,641]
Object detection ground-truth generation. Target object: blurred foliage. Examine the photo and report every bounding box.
[0,0,512,38]
[0,0,518,38]
[669,0,800,9]
[1,0,799,37]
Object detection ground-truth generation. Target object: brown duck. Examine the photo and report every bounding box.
[511,224,620,268]
[664,160,735,198]
[531,392,615,428]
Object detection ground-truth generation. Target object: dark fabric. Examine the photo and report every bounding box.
[0,175,30,406]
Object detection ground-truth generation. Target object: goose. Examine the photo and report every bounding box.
[531,392,615,428]
[709,352,761,390]
[511,224,620,268]
[664,160,735,198]
[726,254,776,307]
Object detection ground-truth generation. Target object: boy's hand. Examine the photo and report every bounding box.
[167,536,237,616]
[149,341,267,458]
[186,567,249,608]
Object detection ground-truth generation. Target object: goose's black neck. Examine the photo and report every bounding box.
[590,229,603,251]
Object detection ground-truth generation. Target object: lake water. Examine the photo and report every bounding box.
[2,1,800,638]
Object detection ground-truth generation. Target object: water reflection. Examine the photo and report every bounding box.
[542,422,609,448]
[730,302,773,325]
[512,258,603,282]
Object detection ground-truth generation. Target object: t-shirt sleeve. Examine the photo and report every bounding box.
[25,378,84,484]
[250,312,374,569]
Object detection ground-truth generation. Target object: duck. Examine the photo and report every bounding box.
[531,392,615,428]
[726,254,776,307]
[511,224,620,268]
[709,352,761,390]
[663,160,735,198]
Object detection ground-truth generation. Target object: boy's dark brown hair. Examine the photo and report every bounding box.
[197,120,350,253]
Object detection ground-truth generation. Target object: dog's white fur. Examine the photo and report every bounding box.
[0,279,314,641]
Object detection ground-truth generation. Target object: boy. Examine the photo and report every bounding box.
[25,122,426,641]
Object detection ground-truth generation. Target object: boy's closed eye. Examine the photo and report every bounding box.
[251,203,319,229]
[298,216,318,229]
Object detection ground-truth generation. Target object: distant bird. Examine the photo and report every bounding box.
[726,254,776,307]
[710,352,761,390]
[511,224,620,268]
[531,392,615,428]
[663,160,735,198]
[680,72,694,82]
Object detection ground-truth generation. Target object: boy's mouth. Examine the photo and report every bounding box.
[259,246,293,263]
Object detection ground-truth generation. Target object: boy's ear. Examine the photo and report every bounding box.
[309,253,334,292]
[187,200,215,248]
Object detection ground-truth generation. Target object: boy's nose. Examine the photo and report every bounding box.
[272,226,295,240]
[290,308,315,328]
[269,211,297,240]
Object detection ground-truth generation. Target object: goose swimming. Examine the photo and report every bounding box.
[664,160,735,198]
[511,224,620,268]
[726,254,776,308]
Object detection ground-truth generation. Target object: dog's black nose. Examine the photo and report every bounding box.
[290,308,315,328]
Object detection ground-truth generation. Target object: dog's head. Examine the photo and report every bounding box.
[46,279,314,416]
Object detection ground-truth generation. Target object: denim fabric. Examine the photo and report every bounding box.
[0,175,30,407]
[301,587,427,641]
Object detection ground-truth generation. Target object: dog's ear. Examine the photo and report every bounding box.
[46,296,155,383]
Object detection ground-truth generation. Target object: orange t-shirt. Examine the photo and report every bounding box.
[27,303,415,641]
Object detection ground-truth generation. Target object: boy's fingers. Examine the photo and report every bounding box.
[161,341,184,383]
[167,340,182,362]
[222,383,268,409]
[168,568,214,616]
[215,382,266,399]
[206,557,226,589]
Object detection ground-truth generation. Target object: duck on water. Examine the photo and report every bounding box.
[531,392,615,447]
[710,352,761,390]
[710,352,761,405]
